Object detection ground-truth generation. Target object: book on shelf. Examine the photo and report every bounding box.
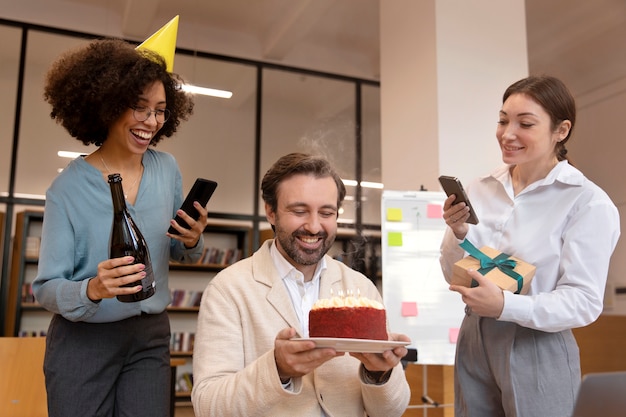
[176,372,194,393]
[170,331,195,352]
[198,246,242,266]
[21,283,39,303]
[169,289,203,308]
[19,330,47,337]
[25,236,41,259]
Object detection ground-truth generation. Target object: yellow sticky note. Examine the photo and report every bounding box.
[388,232,403,246]
[386,208,402,221]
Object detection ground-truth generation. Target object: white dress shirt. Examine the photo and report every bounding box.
[270,242,326,338]
[270,242,328,416]
[440,161,620,332]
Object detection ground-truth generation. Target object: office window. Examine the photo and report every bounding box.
[260,68,357,222]
[1,20,380,225]
[158,55,257,215]
[15,31,93,197]
[0,26,23,196]
[361,84,382,226]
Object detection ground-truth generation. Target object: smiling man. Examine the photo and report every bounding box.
[192,153,410,417]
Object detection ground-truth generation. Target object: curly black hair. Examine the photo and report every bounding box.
[43,38,194,146]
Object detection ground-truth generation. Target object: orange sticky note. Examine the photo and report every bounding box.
[427,203,443,218]
[449,328,460,343]
[401,302,418,317]
[387,232,403,246]
[387,207,402,221]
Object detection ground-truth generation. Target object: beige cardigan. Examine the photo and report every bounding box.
[192,240,410,417]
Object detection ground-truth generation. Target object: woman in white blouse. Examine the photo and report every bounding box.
[439,75,620,417]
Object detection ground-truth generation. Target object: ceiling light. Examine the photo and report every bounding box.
[0,191,46,199]
[342,179,383,189]
[181,83,232,98]
[343,195,369,202]
[361,181,384,189]
[58,151,86,159]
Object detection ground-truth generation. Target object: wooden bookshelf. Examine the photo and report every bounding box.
[4,212,253,408]
[167,222,251,405]
[5,210,45,336]
[0,211,4,256]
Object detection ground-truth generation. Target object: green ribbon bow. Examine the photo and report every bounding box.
[459,239,524,294]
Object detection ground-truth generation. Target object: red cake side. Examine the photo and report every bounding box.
[309,306,387,340]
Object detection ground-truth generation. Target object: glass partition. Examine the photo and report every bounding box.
[0,19,383,337]
[361,84,382,226]
[15,31,94,198]
[3,21,380,222]
[260,68,357,222]
[158,54,257,216]
[0,26,23,196]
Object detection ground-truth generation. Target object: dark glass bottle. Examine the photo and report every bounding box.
[108,173,155,302]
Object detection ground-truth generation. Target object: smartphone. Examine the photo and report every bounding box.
[438,175,479,224]
[168,178,218,234]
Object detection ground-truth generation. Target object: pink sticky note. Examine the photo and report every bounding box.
[401,302,418,317]
[449,328,460,343]
[427,203,443,218]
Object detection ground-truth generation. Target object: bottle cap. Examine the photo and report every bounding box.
[108,173,122,183]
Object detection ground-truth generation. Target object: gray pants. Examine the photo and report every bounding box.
[454,311,580,417]
[44,311,171,417]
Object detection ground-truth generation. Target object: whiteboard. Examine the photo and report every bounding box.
[381,190,465,365]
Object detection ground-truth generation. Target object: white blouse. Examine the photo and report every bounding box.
[440,161,620,332]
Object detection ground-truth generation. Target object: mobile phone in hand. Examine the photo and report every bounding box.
[438,175,479,224]
[168,178,218,234]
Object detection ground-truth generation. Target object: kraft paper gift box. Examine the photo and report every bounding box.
[452,240,536,295]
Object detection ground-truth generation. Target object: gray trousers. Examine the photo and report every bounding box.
[43,311,171,417]
[454,311,580,417]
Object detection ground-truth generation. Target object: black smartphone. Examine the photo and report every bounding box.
[438,175,479,224]
[168,178,218,234]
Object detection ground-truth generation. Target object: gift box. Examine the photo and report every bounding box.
[452,240,536,295]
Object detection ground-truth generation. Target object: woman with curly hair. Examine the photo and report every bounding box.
[33,38,205,416]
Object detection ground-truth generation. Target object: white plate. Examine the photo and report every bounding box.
[292,337,410,353]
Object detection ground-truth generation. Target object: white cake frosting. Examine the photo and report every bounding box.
[312,291,384,310]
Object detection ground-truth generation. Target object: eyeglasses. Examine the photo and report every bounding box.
[131,106,170,123]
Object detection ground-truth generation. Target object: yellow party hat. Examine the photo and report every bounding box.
[136,15,179,72]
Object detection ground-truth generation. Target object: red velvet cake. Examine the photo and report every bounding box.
[309,294,388,340]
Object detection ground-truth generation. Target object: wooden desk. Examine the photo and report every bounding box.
[403,364,454,417]
[573,314,626,374]
[0,337,47,417]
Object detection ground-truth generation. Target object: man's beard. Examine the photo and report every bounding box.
[274,225,335,266]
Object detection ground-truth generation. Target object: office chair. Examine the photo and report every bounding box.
[571,371,626,417]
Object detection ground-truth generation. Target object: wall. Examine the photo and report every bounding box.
[569,77,626,313]
[380,0,625,310]
[379,0,528,192]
